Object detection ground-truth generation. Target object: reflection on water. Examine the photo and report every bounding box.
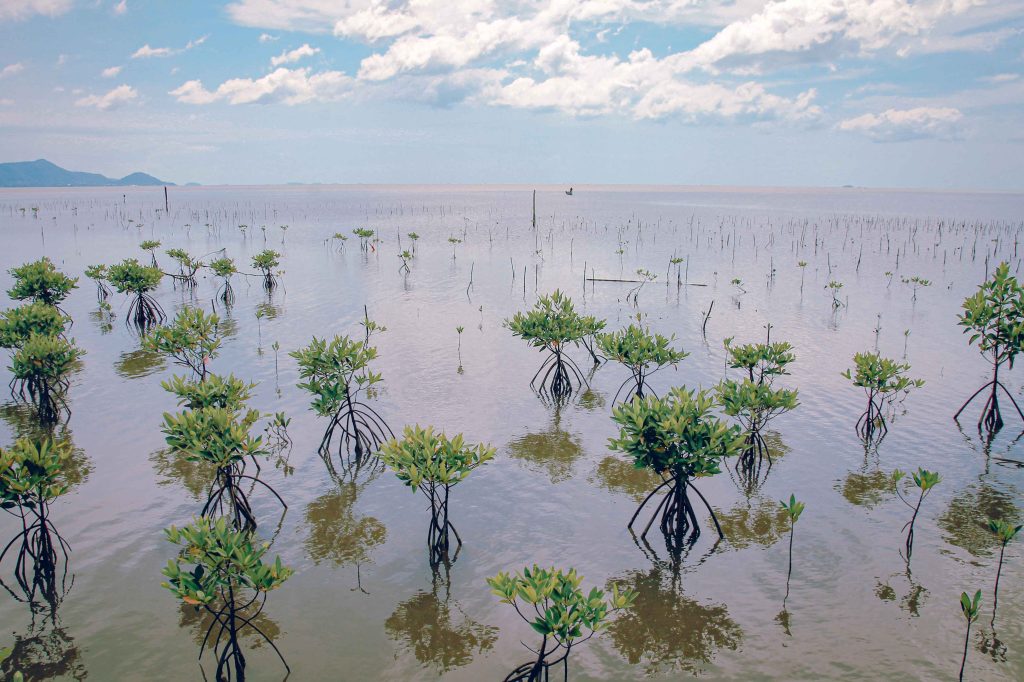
[717,496,789,549]
[113,348,165,379]
[176,600,282,651]
[875,569,928,617]
[304,481,387,590]
[727,431,789,498]
[384,572,497,674]
[838,444,894,509]
[0,403,91,492]
[606,567,741,675]
[591,456,662,503]
[938,482,1021,557]
[506,409,584,484]
[150,447,216,502]
[0,614,86,681]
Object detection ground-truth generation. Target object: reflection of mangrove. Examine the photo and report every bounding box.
[592,456,661,503]
[0,439,74,607]
[151,447,218,501]
[716,496,789,549]
[875,569,928,617]
[507,410,584,485]
[727,431,789,497]
[0,615,86,681]
[176,600,282,651]
[938,482,1021,558]
[114,347,166,379]
[385,570,497,674]
[304,480,386,590]
[0,404,91,492]
[607,567,741,675]
[840,469,893,509]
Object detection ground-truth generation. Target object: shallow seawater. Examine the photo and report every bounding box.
[0,184,1022,681]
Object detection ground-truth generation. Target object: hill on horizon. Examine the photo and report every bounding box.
[0,159,171,188]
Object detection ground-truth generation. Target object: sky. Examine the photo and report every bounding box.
[0,0,1022,189]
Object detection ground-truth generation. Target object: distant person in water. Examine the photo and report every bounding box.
[566,187,573,196]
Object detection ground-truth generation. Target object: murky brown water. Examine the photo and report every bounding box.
[0,185,1022,680]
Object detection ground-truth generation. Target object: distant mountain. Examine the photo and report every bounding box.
[0,159,172,187]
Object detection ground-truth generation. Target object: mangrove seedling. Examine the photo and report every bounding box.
[448,237,462,259]
[609,388,745,548]
[958,589,981,681]
[487,566,635,682]
[162,407,285,532]
[379,425,495,566]
[84,264,111,300]
[9,333,82,423]
[842,352,924,443]
[596,322,688,403]
[826,280,844,308]
[505,290,597,403]
[143,307,222,381]
[892,468,941,562]
[987,519,1021,625]
[166,248,201,287]
[723,334,796,386]
[7,258,77,309]
[0,437,73,605]
[779,494,805,606]
[139,239,161,267]
[208,257,238,306]
[901,275,931,301]
[955,262,1024,433]
[251,249,281,291]
[0,302,67,349]
[353,228,375,251]
[798,261,807,293]
[162,516,292,681]
[627,269,657,306]
[398,250,412,275]
[716,378,798,484]
[407,232,419,253]
[162,373,255,411]
[290,335,394,470]
[107,258,165,330]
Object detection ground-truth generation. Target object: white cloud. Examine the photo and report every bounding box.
[74,84,139,110]
[101,65,123,78]
[170,67,351,105]
[1,62,25,78]
[259,33,279,42]
[837,106,963,141]
[0,0,73,21]
[131,35,207,59]
[270,43,320,66]
[980,73,1020,84]
[113,0,127,16]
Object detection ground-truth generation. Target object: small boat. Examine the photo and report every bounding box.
[565,187,573,196]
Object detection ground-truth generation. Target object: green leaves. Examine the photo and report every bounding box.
[912,468,941,492]
[988,518,1022,545]
[208,257,237,279]
[162,373,255,411]
[251,249,281,273]
[609,387,745,477]
[379,425,495,492]
[779,494,805,523]
[143,306,222,378]
[9,332,82,383]
[107,258,163,294]
[843,352,923,395]
[723,337,795,383]
[716,378,798,429]
[959,589,982,623]
[487,565,636,647]
[162,407,266,467]
[139,239,161,252]
[7,257,78,306]
[597,324,688,376]
[0,302,67,349]
[505,290,603,349]
[290,335,382,417]
[958,261,1024,368]
[0,437,73,507]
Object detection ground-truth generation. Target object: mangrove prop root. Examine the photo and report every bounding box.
[954,379,1024,434]
[628,474,724,549]
[529,348,589,403]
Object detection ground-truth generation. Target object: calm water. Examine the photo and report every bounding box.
[0,184,1023,680]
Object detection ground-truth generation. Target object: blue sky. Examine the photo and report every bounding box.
[0,0,1022,189]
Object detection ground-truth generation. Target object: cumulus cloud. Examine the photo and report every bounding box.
[74,84,139,110]
[101,65,123,78]
[1,63,25,78]
[270,43,320,66]
[837,106,963,141]
[0,0,73,21]
[169,67,352,105]
[980,73,1019,84]
[132,36,207,59]
[113,0,127,16]
[259,33,279,42]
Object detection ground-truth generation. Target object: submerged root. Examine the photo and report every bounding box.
[628,474,723,554]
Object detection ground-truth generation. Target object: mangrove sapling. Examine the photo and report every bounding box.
[596,322,688,403]
[0,302,67,349]
[162,374,255,411]
[107,258,165,330]
[0,438,74,605]
[892,468,941,562]
[144,306,222,381]
[84,264,111,301]
[986,519,1021,626]
[797,261,807,294]
[901,275,931,302]
[166,248,202,287]
[290,335,394,470]
[487,566,635,682]
[779,494,805,607]
[723,335,796,387]
[626,269,657,306]
[398,250,412,275]
[610,388,745,549]
[9,334,82,423]
[958,589,982,681]
[162,407,286,532]
[505,290,598,403]
[842,352,924,443]
[448,237,462,259]
[331,232,349,250]
[162,516,293,681]
[353,228,375,251]
[208,257,238,307]
[379,426,494,566]
[139,239,161,267]
[955,262,1024,433]
[7,258,78,310]
[716,379,798,486]
[827,280,844,308]
[250,250,281,292]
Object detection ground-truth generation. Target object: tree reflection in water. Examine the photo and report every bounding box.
[716,496,790,550]
[113,348,166,380]
[938,481,1021,558]
[304,478,387,594]
[591,455,661,503]
[0,610,86,681]
[507,407,584,484]
[385,567,496,674]
[606,566,741,675]
[838,443,894,509]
